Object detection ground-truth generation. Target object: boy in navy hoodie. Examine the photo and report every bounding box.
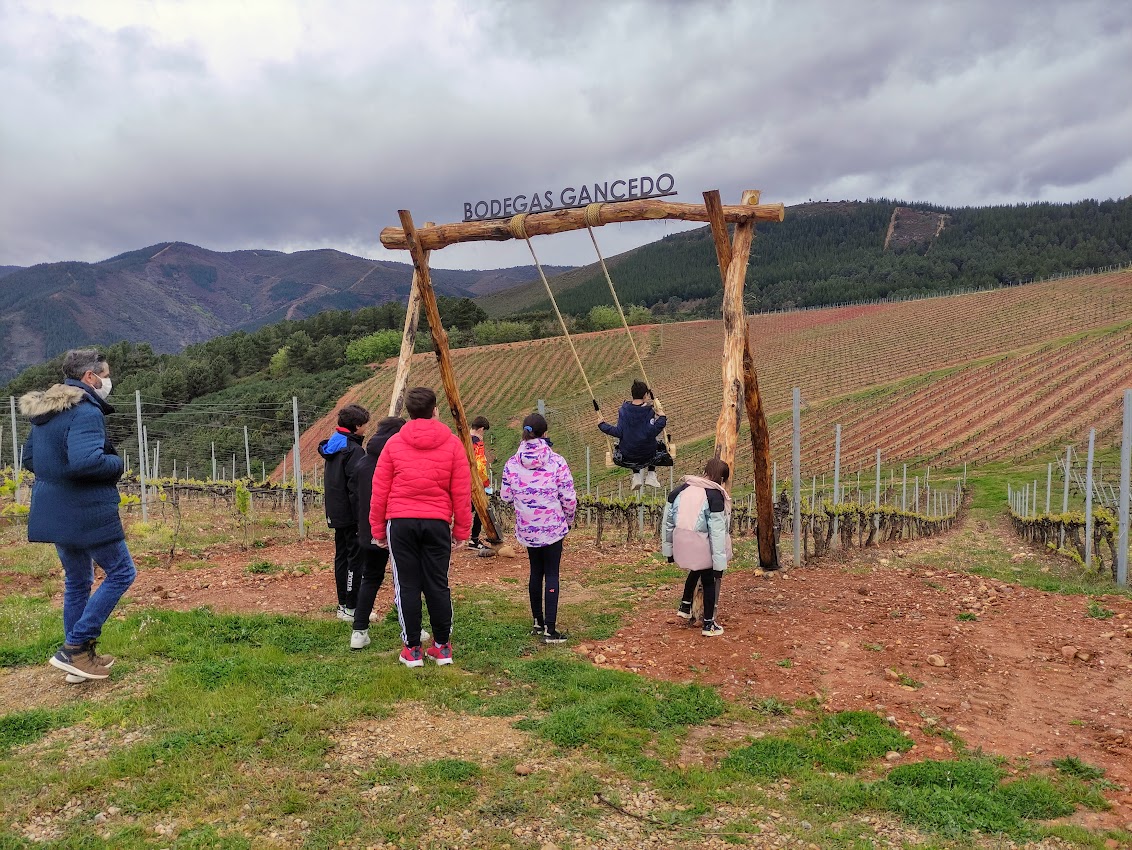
[598,380,667,490]
[318,403,370,622]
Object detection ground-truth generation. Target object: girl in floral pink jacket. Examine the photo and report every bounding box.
[501,413,577,644]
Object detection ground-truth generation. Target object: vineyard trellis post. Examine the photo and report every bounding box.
[292,396,305,539]
[586,445,591,496]
[244,425,252,478]
[914,476,919,514]
[902,463,907,511]
[1117,388,1130,586]
[134,390,148,522]
[832,425,842,546]
[211,443,217,482]
[1046,463,1052,514]
[874,449,881,533]
[792,387,802,565]
[1061,445,1071,548]
[1084,429,1095,570]
[9,397,18,476]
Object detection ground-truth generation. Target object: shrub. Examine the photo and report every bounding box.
[345,330,402,365]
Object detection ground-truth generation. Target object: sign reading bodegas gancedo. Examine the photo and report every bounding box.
[463,173,676,222]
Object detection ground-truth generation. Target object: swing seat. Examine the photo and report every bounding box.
[612,440,674,471]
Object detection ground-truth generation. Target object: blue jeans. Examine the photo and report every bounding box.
[55,539,137,645]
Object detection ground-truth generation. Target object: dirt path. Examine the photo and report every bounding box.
[597,515,1132,830]
[6,506,1131,829]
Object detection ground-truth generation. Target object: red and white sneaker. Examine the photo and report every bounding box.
[425,642,453,666]
[398,646,424,668]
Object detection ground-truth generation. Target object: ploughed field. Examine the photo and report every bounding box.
[297,271,1132,486]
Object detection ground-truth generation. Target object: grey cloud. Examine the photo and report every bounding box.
[1,0,1130,269]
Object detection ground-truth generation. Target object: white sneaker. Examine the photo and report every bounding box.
[350,629,371,650]
[336,605,354,622]
[369,611,379,623]
[644,471,661,488]
[65,674,86,684]
[420,629,431,644]
[630,471,643,491]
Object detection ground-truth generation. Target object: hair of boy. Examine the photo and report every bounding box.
[61,348,107,381]
[703,457,730,484]
[376,415,405,431]
[521,412,548,440]
[405,387,437,420]
[470,416,490,430]
[337,404,371,431]
[630,379,650,400]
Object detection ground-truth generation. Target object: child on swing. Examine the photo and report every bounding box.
[500,412,577,643]
[598,379,667,490]
[662,457,732,637]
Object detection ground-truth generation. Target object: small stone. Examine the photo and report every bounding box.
[927,654,946,667]
[541,843,560,850]
[1075,651,1092,662]
[514,764,533,776]
[592,653,607,664]
[885,751,902,761]
[1061,645,1079,660]
[885,668,901,682]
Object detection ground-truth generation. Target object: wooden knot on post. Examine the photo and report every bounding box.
[509,213,529,240]
[583,203,604,228]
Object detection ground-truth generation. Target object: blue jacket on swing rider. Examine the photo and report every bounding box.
[599,401,671,470]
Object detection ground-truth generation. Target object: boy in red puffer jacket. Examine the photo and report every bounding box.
[370,387,472,668]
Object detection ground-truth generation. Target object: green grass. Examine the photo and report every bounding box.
[1,541,1128,848]
[956,612,977,622]
[1086,600,1115,619]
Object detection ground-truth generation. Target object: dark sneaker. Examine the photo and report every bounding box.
[399,646,424,668]
[466,540,487,551]
[530,619,546,636]
[701,620,725,637]
[543,629,569,644]
[676,601,693,620]
[425,643,453,665]
[48,644,110,680]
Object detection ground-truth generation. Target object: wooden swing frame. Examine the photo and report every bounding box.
[380,190,782,571]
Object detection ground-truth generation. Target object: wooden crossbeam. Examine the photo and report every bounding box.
[380,198,785,252]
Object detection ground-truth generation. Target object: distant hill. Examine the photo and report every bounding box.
[0,242,570,379]
[481,197,1132,319]
[0,266,22,280]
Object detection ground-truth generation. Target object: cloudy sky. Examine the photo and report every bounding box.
[2,0,1130,270]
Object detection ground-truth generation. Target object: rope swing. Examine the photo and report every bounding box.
[583,203,675,458]
[511,212,615,460]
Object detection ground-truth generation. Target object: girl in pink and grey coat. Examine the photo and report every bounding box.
[662,458,732,636]
[500,413,577,643]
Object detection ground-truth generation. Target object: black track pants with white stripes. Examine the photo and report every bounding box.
[387,518,453,648]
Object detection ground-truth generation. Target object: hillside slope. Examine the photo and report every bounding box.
[299,270,1132,486]
[0,242,567,379]
[481,197,1132,320]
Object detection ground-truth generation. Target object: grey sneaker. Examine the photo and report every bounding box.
[350,629,371,650]
[701,620,725,637]
[49,644,110,680]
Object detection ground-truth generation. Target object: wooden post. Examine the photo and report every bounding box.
[710,189,757,477]
[398,209,501,545]
[704,189,778,571]
[387,222,432,417]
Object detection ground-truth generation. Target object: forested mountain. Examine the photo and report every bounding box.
[0,241,569,380]
[0,266,22,280]
[2,297,491,479]
[486,197,1132,319]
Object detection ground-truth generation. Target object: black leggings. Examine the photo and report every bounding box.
[682,570,718,622]
[352,547,388,630]
[528,539,563,629]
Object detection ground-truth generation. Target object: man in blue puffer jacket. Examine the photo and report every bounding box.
[20,349,135,682]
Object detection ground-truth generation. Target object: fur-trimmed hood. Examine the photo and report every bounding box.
[19,381,111,424]
[19,384,87,419]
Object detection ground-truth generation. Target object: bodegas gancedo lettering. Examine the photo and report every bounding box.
[463,173,676,222]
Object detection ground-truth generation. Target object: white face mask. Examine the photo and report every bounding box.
[94,376,113,400]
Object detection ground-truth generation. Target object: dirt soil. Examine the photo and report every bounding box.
[5,518,1131,832]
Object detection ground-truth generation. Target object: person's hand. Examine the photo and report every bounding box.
[595,412,604,426]
[453,539,469,548]
[374,538,387,548]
